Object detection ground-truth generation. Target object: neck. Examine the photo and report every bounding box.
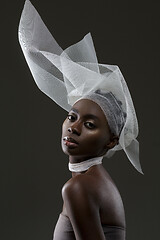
[69,155,97,164]
[68,156,103,173]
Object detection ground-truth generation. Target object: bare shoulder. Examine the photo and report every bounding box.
[61,172,112,240]
[62,173,97,201]
[62,165,117,202]
[62,165,125,227]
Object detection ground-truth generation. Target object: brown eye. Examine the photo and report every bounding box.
[84,122,96,129]
[67,114,76,121]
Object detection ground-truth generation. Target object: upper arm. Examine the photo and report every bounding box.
[62,178,106,240]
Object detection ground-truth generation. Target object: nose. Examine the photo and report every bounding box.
[68,122,81,136]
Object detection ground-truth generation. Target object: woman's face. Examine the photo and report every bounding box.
[61,99,112,162]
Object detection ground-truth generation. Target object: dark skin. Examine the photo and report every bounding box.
[61,99,126,240]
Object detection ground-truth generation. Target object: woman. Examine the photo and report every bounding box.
[18,1,143,239]
[54,98,126,239]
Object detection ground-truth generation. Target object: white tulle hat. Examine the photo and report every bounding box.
[18,0,143,174]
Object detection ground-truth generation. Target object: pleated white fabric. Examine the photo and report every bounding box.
[69,157,103,172]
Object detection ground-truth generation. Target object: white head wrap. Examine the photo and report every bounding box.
[18,0,143,174]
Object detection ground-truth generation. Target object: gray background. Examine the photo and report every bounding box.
[1,0,159,239]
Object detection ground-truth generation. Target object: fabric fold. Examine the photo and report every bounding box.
[18,0,143,174]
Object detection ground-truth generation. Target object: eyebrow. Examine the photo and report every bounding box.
[70,108,100,121]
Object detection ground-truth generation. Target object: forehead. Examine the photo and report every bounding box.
[71,99,107,122]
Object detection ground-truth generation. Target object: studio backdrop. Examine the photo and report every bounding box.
[1,0,159,240]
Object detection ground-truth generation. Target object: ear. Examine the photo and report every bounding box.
[106,135,119,149]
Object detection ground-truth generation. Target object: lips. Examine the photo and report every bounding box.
[63,136,79,144]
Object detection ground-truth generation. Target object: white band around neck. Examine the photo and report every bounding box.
[68,156,103,172]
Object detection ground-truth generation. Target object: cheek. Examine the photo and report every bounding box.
[82,128,109,149]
